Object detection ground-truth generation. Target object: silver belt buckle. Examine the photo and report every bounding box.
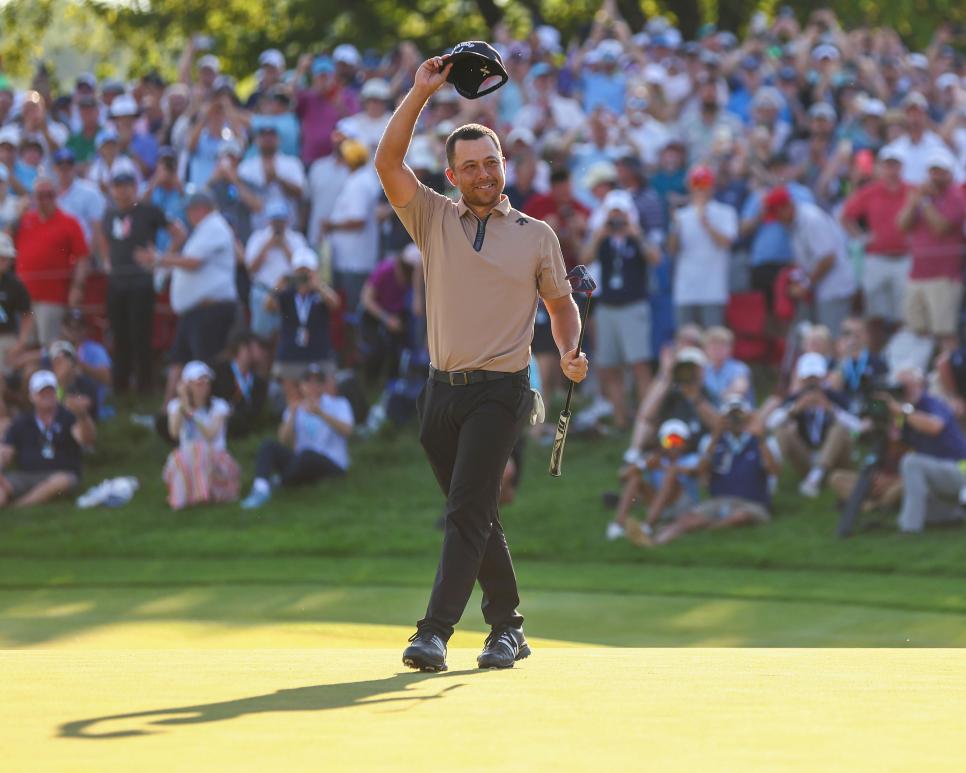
[449,371,469,386]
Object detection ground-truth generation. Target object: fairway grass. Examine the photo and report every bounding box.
[4,648,966,771]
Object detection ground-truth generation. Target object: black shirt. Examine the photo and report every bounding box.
[277,288,332,364]
[4,406,82,475]
[103,203,168,287]
[597,236,649,306]
[0,270,31,335]
[213,360,267,437]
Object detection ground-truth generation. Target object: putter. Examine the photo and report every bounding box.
[549,265,596,477]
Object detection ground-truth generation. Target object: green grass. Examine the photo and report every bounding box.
[2,406,966,646]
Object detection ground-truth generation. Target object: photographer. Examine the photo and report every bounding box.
[267,247,340,402]
[580,190,661,430]
[827,317,888,414]
[884,366,966,533]
[766,353,861,498]
[627,398,780,547]
[244,200,309,340]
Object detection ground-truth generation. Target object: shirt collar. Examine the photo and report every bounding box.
[456,195,511,219]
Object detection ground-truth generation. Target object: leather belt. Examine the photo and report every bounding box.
[430,366,528,386]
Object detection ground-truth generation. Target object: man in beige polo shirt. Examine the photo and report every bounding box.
[375,53,588,672]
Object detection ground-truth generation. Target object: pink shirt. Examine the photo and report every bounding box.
[296,87,360,166]
[368,259,409,315]
[841,179,910,257]
[906,185,966,281]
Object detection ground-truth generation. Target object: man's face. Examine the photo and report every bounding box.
[776,202,795,224]
[840,321,866,354]
[111,180,137,209]
[929,166,952,190]
[199,66,217,89]
[52,353,75,380]
[0,142,14,166]
[257,130,279,156]
[706,339,731,364]
[34,180,57,217]
[699,80,718,108]
[905,105,926,132]
[300,375,326,400]
[879,158,901,185]
[31,386,57,413]
[364,98,386,118]
[186,203,209,227]
[811,115,834,138]
[445,136,505,211]
[55,159,76,185]
[80,103,99,129]
[114,115,135,138]
[313,72,334,93]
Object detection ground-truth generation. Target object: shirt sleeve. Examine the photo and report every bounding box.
[244,230,267,266]
[536,225,573,300]
[841,186,867,222]
[328,396,355,427]
[68,215,89,260]
[716,204,739,241]
[389,182,449,256]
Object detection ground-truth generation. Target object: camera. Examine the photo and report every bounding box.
[672,362,700,386]
[606,216,626,231]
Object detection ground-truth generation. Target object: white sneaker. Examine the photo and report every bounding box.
[799,468,823,498]
[605,521,625,541]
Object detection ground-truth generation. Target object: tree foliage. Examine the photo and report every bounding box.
[1,0,965,86]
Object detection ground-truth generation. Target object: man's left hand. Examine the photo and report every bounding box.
[561,347,589,383]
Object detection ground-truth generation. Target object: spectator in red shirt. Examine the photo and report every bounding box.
[840,146,911,350]
[523,167,589,271]
[295,55,360,167]
[14,176,88,347]
[897,148,966,352]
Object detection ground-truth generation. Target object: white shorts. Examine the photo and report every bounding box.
[862,253,910,321]
[595,300,652,368]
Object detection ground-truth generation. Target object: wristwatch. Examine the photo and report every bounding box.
[901,403,914,417]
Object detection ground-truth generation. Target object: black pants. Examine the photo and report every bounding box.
[108,281,155,394]
[750,262,790,313]
[254,440,344,486]
[417,374,532,640]
[171,301,238,365]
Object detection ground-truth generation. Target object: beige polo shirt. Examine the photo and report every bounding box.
[393,182,572,373]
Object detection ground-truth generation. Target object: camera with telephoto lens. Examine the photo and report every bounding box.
[672,362,700,386]
[606,215,626,231]
[837,374,904,538]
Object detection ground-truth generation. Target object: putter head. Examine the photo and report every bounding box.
[566,265,597,296]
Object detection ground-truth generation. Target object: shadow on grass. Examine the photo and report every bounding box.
[59,668,484,740]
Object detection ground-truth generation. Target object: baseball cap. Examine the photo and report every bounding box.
[808,101,837,121]
[740,54,761,71]
[291,247,318,271]
[908,53,929,70]
[53,148,76,165]
[0,232,15,258]
[360,78,391,101]
[528,62,554,79]
[259,49,285,69]
[339,138,369,169]
[778,65,798,82]
[878,145,903,163]
[95,128,119,148]
[596,39,623,62]
[902,91,928,110]
[333,43,361,66]
[49,340,77,361]
[937,72,960,91]
[265,199,289,221]
[722,396,752,415]
[301,362,334,380]
[101,79,126,95]
[688,165,715,189]
[75,72,97,90]
[658,418,691,447]
[446,41,509,100]
[401,243,421,267]
[506,126,536,147]
[109,94,139,118]
[796,352,828,380]
[182,360,214,383]
[0,125,20,147]
[763,186,793,218]
[601,189,636,216]
[29,370,58,395]
[198,54,220,72]
[111,169,137,185]
[77,94,98,109]
[860,97,886,117]
[675,347,708,367]
[312,56,335,76]
[926,147,957,173]
[583,161,618,189]
[811,44,840,62]
[255,123,279,134]
[185,189,215,209]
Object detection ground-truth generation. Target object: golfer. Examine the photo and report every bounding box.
[375,54,588,671]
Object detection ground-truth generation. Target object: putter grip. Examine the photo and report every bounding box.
[549,410,571,477]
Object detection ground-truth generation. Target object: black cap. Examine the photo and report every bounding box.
[111,171,137,185]
[445,41,509,100]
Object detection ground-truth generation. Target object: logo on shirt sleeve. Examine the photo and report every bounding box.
[516,217,529,226]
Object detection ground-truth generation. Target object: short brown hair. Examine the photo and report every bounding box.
[444,123,502,169]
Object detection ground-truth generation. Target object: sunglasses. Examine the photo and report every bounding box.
[660,434,687,450]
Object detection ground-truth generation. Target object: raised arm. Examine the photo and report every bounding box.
[374,55,452,208]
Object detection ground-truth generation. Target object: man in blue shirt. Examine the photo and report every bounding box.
[885,366,966,532]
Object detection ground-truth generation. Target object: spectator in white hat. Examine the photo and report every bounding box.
[244,199,309,339]
[163,360,240,510]
[880,92,957,184]
[87,129,142,196]
[0,232,33,371]
[337,78,392,154]
[266,246,340,400]
[514,63,585,141]
[238,123,305,231]
[246,49,287,109]
[110,94,158,176]
[765,352,860,498]
[0,369,95,508]
[897,147,966,352]
[307,124,354,250]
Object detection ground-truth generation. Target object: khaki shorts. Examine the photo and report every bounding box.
[862,254,910,322]
[2,469,78,501]
[904,279,963,336]
[595,300,652,368]
[690,496,770,523]
[31,302,66,348]
[272,360,333,382]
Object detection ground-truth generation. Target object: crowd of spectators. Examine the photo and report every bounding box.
[0,5,964,535]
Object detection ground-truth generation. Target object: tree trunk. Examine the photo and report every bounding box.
[474,0,505,30]
[616,0,646,32]
[667,0,703,40]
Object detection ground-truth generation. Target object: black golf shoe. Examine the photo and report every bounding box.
[477,626,531,669]
[402,630,448,672]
